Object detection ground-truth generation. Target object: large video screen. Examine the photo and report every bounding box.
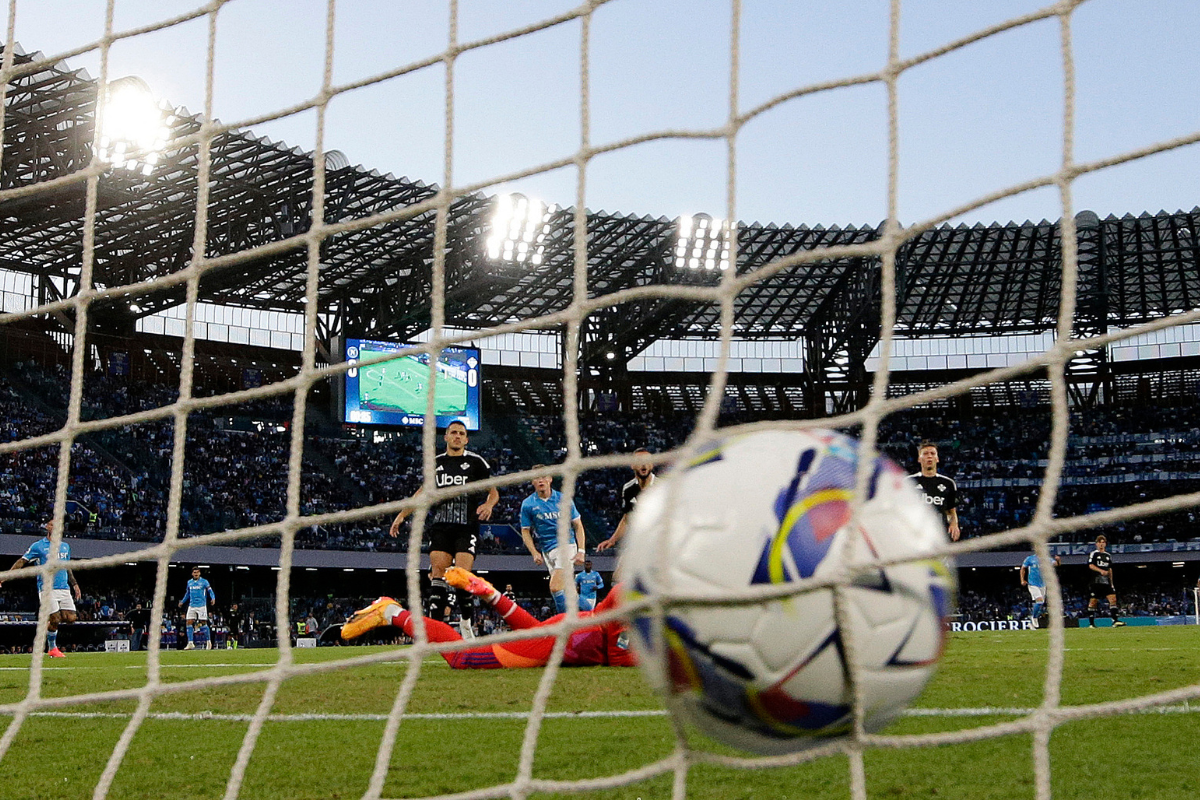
[343,339,481,430]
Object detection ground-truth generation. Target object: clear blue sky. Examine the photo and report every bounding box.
[7,0,1200,228]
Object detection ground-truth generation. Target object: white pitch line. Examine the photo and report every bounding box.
[0,658,444,672]
[123,664,279,669]
[13,710,669,722]
[3,705,1196,723]
[904,704,1198,717]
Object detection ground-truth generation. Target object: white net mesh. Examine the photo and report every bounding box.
[0,2,1199,799]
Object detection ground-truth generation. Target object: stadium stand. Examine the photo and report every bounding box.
[1,353,1199,552]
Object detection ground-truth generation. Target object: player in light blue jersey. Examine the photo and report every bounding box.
[1020,552,1061,628]
[519,466,585,614]
[0,521,81,657]
[575,560,605,612]
[179,567,216,650]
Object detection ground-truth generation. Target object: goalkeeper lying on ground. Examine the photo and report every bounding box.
[341,567,635,668]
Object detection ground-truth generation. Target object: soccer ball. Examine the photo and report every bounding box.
[621,429,955,755]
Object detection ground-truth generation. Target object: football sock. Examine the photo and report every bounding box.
[391,610,503,670]
[489,592,513,614]
[47,630,57,651]
[1032,601,1044,618]
[391,609,459,643]
[428,579,451,620]
[1110,605,1120,621]
[1088,609,1095,626]
[552,590,566,614]
[486,592,540,630]
[201,625,211,645]
[187,626,195,643]
[455,588,474,623]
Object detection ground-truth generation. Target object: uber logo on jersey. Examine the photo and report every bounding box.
[436,473,470,487]
[924,495,945,506]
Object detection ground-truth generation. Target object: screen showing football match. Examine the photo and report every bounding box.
[343,339,481,430]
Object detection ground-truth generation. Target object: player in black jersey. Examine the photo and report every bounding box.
[1086,535,1124,627]
[596,448,656,553]
[390,420,499,630]
[909,441,961,542]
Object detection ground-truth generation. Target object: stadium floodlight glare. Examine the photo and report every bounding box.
[675,214,732,271]
[97,76,176,176]
[486,193,556,266]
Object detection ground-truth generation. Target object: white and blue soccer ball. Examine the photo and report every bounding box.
[621,429,955,755]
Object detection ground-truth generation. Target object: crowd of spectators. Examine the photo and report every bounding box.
[875,405,1200,541]
[954,577,1196,622]
[515,403,1200,543]
[2,357,1199,555]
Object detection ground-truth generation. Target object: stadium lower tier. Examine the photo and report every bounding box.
[3,359,1200,550]
[0,540,1195,645]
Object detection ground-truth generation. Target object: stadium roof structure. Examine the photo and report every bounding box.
[2,45,1199,414]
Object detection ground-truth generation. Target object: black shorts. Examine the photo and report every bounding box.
[428,523,478,557]
[1090,580,1114,599]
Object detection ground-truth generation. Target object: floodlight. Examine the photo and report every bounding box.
[324,149,350,172]
[675,214,732,271]
[486,193,556,266]
[97,76,176,177]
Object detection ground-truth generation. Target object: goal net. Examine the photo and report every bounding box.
[1,2,1198,799]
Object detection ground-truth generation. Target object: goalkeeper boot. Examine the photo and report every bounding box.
[444,567,496,599]
[47,647,65,658]
[341,597,398,640]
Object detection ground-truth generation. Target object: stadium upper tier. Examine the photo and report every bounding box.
[2,43,1199,366]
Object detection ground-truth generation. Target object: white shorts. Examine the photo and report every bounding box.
[1027,585,1045,603]
[185,606,209,622]
[48,588,75,614]
[542,544,579,573]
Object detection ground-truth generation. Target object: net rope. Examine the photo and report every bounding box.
[0,1,1196,798]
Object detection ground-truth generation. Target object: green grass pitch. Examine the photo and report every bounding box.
[360,357,467,417]
[0,627,1195,799]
